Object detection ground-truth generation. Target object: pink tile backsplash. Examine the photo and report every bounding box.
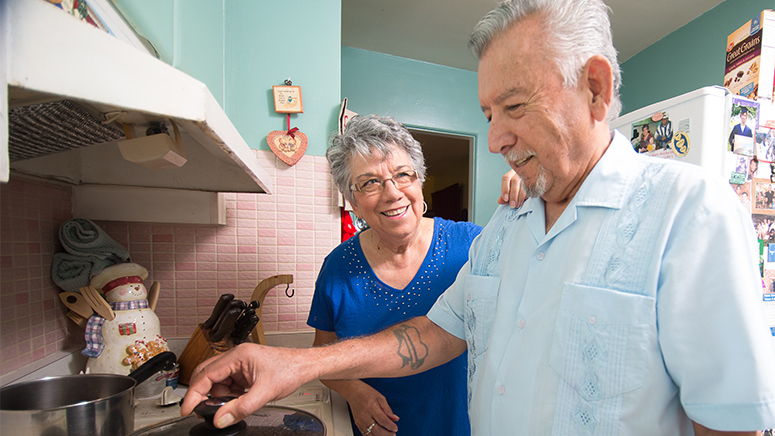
[0,177,73,375]
[0,151,341,377]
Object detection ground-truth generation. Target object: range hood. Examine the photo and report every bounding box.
[1,0,274,197]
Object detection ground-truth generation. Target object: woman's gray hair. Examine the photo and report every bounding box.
[469,0,622,120]
[327,115,427,206]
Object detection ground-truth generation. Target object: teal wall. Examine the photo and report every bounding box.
[107,0,508,225]
[111,0,341,156]
[175,1,224,106]
[114,0,775,225]
[341,47,509,225]
[620,0,775,113]
[224,2,341,157]
[112,1,174,65]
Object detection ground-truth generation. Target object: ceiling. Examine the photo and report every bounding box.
[342,0,726,72]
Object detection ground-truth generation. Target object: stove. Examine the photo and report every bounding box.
[134,380,353,436]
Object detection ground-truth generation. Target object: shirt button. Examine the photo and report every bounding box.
[498,385,506,395]
[518,320,526,328]
[536,252,545,260]
[589,316,597,324]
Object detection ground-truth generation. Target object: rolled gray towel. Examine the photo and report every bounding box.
[51,252,119,293]
[59,218,130,262]
[52,219,130,292]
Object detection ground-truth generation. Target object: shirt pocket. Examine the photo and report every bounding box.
[549,283,655,400]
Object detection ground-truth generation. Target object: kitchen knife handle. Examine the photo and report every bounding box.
[202,294,234,330]
[232,300,258,334]
[234,314,259,345]
[230,300,258,337]
[210,308,241,342]
[210,299,243,335]
[231,308,256,337]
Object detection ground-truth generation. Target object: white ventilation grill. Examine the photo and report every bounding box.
[9,100,125,161]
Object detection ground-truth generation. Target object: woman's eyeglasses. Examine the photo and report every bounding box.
[350,170,418,195]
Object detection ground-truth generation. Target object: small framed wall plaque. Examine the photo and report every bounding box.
[273,86,303,113]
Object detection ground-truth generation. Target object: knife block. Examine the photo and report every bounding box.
[178,274,295,386]
[177,324,235,386]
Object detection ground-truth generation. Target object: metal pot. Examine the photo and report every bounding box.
[0,351,176,436]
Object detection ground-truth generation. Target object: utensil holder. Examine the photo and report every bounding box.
[177,324,234,386]
[177,274,295,386]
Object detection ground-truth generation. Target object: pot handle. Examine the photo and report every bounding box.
[128,351,177,385]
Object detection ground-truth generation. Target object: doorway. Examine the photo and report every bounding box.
[409,129,474,222]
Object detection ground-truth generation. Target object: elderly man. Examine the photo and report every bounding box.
[182,0,775,435]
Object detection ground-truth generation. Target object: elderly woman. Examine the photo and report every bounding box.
[307,115,518,436]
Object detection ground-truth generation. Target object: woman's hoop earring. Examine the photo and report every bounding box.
[422,201,428,215]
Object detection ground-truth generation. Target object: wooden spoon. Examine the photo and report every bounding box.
[66,311,88,329]
[79,286,116,321]
[59,291,93,319]
[147,281,160,311]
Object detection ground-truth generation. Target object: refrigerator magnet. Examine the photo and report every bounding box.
[670,131,690,157]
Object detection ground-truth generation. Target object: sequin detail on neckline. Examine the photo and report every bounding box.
[343,222,449,316]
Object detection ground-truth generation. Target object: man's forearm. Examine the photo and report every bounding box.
[181,316,466,428]
[309,316,466,381]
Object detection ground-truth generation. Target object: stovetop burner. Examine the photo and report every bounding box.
[133,381,349,436]
[130,405,325,436]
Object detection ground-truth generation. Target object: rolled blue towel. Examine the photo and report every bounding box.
[59,219,130,262]
[51,252,119,293]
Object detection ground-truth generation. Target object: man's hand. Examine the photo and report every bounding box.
[180,343,313,429]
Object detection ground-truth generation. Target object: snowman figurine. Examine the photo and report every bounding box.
[83,263,168,375]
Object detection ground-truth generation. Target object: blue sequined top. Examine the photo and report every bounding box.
[308,217,481,435]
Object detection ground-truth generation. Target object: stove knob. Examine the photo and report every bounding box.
[190,396,247,436]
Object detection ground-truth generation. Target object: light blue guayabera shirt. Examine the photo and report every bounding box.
[428,131,775,435]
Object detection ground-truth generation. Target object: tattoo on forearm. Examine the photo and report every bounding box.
[393,324,428,370]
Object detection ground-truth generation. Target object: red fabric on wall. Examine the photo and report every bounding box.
[341,208,357,242]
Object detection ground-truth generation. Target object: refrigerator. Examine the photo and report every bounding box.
[610,85,775,348]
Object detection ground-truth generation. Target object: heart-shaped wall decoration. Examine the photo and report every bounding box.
[266,130,308,166]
